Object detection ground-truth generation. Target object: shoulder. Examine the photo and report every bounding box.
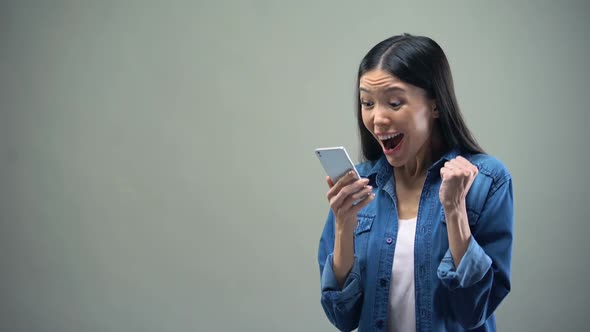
[466,153,510,178]
[465,153,512,191]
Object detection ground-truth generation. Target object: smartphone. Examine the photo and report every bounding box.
[314,146,360,183]
[315,146,366,205]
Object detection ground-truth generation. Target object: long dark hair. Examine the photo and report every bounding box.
[356,33,484,161]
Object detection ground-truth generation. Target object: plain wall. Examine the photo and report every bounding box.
[1,0,589,331]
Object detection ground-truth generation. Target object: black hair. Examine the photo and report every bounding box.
[356,33,484,161]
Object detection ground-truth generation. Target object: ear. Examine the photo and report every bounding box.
[433,107,440,118]
[431,100,439,118]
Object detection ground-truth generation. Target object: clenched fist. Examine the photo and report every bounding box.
[439,156,478,210]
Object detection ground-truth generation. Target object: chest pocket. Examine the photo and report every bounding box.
[354,213,375,269]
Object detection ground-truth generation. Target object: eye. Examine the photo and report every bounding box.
[361,101,374,108]
[389,101,402,109]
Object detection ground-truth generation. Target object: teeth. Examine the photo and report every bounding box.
[377,133,401,140]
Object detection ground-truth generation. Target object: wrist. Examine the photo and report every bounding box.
[335,224,355,237]
[443,201,467,218]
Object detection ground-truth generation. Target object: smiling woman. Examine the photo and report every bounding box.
[356,35,484,164]
[359,72,439,165]
[317,34,513,332]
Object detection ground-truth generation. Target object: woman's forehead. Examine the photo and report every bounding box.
[359,69,428,97]
[359,70,413,94]
[359,69,400,86]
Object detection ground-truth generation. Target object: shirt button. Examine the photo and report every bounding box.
[386,237,393,244]
[376,319,384,329]
[380,278,387,287]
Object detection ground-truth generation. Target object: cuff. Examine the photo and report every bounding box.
[321,253,362,310]
[437,236,492,290]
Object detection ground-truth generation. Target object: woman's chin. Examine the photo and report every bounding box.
[385,155,406,168]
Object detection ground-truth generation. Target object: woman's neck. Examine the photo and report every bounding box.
[394,125,445,187]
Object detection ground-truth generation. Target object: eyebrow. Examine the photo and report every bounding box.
[359,86,405,93]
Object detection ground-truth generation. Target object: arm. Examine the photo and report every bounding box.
[318,173,374,331]
[333,224,356,288]
[318,210,363,332]
[444,205,472,268]
[437,176,513,329]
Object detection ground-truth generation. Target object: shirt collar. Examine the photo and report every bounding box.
[431,148,461,169]
[362,147,462,187]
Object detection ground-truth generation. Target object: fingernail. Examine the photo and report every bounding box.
[366,186,372,190]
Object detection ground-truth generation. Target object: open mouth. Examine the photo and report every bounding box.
[380,133,404,153]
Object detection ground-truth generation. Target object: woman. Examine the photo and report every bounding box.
[317,34,513,332]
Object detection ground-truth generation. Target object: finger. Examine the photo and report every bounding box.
[337,178,370,198]
[455,167,471,179]
[331,179,370,207]
[337,170,359,185]
[350,192,376,213]
[340,189,371,210]
[464,167,478,180]
[330,190,351,212]
[346,178,371,194]
[472,166,479,176]
[441,165,463,180]
[455,157,478,173]
[455,156,470,164]
[326,171,358,200]
[349,185,373,203]
[456,156,476,175]
[447,158,472,177]
[446,161,464,175]
[449,158,467,170]
[330,179,369,210]
[454,156,472,170]
[326,176,334,188]
[331,171,358,192]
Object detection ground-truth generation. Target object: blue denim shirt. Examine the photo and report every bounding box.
[318,149,513,332]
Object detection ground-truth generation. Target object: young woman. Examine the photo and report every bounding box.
[318,34,513,332]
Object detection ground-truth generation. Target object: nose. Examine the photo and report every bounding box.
[373,105,391,128]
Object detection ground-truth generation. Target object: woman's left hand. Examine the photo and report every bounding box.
[439,156,478,210]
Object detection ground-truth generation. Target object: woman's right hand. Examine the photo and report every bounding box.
[326,171,374,287]
[326,171,375,233]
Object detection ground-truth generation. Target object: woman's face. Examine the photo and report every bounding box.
[360,69,439,167]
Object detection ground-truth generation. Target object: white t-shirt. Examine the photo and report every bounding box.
[388,217,417,332]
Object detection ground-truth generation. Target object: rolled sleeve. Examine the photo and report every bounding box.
[437,236,493,290]
[321,253,362,311]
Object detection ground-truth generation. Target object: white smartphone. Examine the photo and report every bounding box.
[315,146,366,205]
[314,146,360,184]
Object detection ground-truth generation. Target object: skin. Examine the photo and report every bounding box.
[327,69,477,288]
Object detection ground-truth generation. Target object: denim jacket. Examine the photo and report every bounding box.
[318,149,513,331]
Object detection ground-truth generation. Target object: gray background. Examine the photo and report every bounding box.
[1,0,588,331]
